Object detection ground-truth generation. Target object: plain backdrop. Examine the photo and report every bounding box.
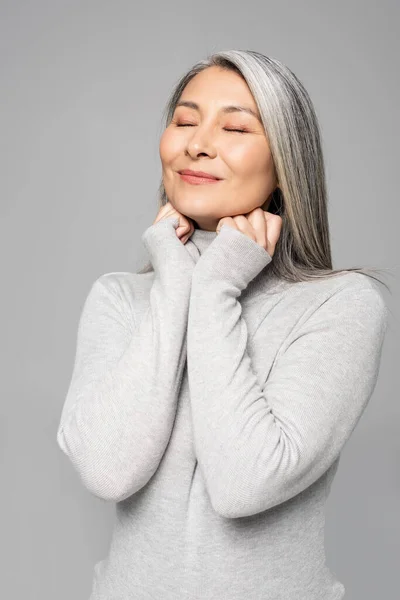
[1,1,398,599]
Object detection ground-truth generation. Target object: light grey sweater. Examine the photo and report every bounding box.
[57,215,388,599]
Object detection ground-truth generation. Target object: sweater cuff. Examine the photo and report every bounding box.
[141,215,178,247]
[193,223,272,290]
[141,216,195,272]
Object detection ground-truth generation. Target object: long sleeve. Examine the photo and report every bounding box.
[187,224,389,518]
[57,216,195,502]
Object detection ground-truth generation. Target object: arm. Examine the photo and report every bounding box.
[187,225,389,518]
[57,216,195,502]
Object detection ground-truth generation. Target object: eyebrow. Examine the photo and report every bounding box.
[175,100,262,124]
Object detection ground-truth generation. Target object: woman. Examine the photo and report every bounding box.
[57,50,389,599]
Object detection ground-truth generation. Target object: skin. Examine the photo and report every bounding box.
[158,66,282,257]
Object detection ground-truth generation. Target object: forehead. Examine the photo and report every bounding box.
[179,67,259,114]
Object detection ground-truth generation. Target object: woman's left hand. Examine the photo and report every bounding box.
[216,208,283,258]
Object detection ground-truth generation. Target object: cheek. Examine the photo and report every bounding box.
[225,142,276,204]
[159,129,182,165]
[224,141,271,177]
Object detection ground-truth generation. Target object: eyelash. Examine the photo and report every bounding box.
[175,123,248,134]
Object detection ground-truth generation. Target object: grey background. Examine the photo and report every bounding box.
[1,1,398,599]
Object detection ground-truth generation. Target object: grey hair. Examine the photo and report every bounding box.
[138,50,391,293]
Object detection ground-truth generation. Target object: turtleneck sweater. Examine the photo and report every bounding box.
[56,215,388,600]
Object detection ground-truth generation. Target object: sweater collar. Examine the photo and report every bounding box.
[188,227,218,256]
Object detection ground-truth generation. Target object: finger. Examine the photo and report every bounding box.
[233,215,257,241]
[216,216,235,233]
[263,211,283,253]
[246,209,268,250]
[181,232,191,244]
[177,219,195,242]
[154,202,174,224]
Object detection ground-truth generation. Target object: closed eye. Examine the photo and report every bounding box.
[175,124,248,134]
[224,128,248,133]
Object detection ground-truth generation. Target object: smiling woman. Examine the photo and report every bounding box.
[138,50,389,287]
[56,49,390,600]
[159,66,278,233]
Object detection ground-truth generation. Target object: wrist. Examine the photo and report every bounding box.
[142,216,195,274]
[193,224,272,289]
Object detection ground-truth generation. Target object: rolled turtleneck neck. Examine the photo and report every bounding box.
[188,227,218,256]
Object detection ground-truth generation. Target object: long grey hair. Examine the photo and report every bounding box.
[138,50,391,292]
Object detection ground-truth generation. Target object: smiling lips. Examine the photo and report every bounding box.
[178,169,222,185]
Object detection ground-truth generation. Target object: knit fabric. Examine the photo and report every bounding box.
[57,215,388,599]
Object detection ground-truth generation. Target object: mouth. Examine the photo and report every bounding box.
[178,170,222,185]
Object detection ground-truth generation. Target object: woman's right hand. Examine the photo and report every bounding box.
[153,202,194,245]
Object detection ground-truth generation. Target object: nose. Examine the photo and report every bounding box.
[185,124,217,159]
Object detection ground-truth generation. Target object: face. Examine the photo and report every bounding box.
[159,65,278,231]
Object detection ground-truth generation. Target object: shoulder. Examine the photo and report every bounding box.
[279,270,385,306]
[87,270,154,326]
[316,271,387,312]
[96,270,152,299]
[295,271,389,335]
[263,270,387,308]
